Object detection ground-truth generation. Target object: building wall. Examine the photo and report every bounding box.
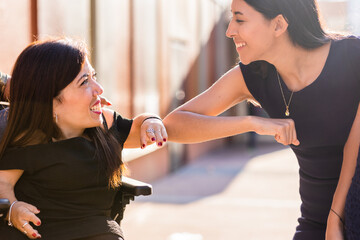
[0,0,34,73]
[0,0,235,182]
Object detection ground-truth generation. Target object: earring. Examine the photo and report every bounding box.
[54,113,58,123]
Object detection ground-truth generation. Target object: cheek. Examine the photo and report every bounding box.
[246,27,273,52]
[59,95,89,115]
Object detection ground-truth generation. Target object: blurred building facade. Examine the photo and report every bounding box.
[0,0,359,182]
[0,0,236,181]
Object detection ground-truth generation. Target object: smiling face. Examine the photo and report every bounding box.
[53,57,104,139]
[226,0,277,64]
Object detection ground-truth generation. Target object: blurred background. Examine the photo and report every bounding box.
[0,0,359,239]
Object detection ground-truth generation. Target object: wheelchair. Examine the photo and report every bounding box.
[0,176,152,225]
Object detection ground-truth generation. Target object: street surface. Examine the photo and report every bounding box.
[122,143,301,240]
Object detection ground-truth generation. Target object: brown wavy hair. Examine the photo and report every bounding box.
[0,38,124,188]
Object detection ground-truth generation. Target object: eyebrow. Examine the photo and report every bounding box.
[234,11,243,15]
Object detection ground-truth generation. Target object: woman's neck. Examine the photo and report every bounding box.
[53,127,85,141]
[268,41,331,92]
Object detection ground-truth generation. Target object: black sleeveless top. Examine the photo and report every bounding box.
[240,37,360,224]
[0,112,132,239]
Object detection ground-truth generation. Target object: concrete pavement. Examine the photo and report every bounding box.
[121,142,301,240]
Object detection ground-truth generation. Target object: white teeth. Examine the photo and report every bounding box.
[90,104,101,112]
[236,42,246,48]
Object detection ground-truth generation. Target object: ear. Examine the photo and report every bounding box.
[273,14,288,37]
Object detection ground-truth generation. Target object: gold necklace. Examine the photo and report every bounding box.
[276,71,294,117]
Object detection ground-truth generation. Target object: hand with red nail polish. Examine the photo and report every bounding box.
[139,115,168,148]
[7,201,42,239]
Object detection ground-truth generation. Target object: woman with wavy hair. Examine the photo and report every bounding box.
[164,0,360,239]
[0,38,167,239]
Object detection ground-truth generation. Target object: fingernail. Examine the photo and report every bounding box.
[163,138,167,142]
[158,142,162,147]
[142,144,145,148]
[151,137,156,142]
[33,233,37,237]
[107,102,112,106]
[37,221,41,226]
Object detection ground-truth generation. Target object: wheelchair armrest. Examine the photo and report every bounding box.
[0,198,10,219]
[111,177,152,224]
[121,176,152,197]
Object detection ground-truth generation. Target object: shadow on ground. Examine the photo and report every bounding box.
[137,142,288,204]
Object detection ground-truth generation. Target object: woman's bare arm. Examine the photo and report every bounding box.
[163,66,299,145]
[326,103,360,239]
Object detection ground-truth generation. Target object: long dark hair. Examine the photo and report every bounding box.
[0,38,124,188]
[244,0,331,49]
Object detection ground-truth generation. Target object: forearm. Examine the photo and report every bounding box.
[0,181,16,203]
[327,150,357,237]
[330,151,357,218]
[163,110,256,143]
[0,181,17,220]
[328,104,360,233]
[0,170,22,204]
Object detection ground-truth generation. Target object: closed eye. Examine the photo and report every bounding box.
[80,78,89,86]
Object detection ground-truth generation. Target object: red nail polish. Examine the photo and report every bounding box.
[163,138,167,142]
[151,137,155,142]
[32,233,37,237]
[37,221,41,226]
[158,142,162,146]
[142,144,145,148]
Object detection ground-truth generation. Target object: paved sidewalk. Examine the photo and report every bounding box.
[121,143,301,240]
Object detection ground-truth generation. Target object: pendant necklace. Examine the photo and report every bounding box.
[276,71,294,117]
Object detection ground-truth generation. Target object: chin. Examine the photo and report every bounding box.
[238,56,251,65]
[238,54,258,66]
[95,119,103,127]
[88,117,103,128]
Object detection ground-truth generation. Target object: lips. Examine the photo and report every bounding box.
[90,100,102,114]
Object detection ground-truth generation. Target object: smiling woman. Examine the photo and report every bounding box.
[163,0,360,239]
[0,38,167,240]
[53,57,105,139]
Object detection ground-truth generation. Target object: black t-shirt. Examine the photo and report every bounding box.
[240,37,360,224]
[0,112,132,239]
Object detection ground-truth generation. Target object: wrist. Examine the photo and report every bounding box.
[330,208,345,225]
[245,115,259,133]
[7,200,18,226]
[141,116,162,125]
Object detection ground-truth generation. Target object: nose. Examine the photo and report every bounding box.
[226,20,235,39]
[93,81,104,96]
